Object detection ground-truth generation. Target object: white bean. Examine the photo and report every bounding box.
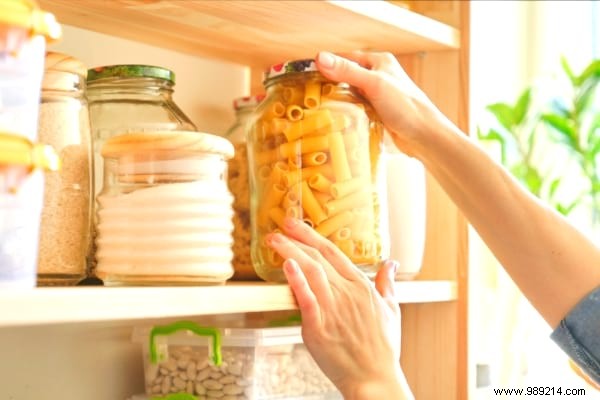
[203,379,223,390]
[195,383,207,395]
[223,384,243,395]
[173,376,186,390]
[206,389,225,398]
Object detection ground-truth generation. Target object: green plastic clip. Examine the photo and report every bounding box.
[149,320,222,366]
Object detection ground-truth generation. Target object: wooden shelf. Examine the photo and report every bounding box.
[0,280,456,328]
[39,0,460,68]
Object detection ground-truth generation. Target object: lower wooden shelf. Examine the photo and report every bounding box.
[0,280,457,328]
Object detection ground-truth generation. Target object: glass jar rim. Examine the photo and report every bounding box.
[87,64,176,84]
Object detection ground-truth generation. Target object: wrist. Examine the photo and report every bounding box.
[341,366,414,400]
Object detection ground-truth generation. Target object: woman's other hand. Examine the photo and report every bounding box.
[266,217,413,400]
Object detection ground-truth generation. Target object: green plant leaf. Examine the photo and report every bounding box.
[514,88,532,125]
[561,56,577,86]
[574,79,599,113]
[486,103,515,131]
[542,114,578,150]
[575,59,600,87]
[548,177,562,200]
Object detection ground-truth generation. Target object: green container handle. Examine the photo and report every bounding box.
[150,393,198,400]
[149,321,222,366]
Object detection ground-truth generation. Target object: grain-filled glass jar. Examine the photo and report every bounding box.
[247,59,389,282]
[36,52,92,285]
[86,64,197,275]
[95,130,235,286]
[224,95,265,280]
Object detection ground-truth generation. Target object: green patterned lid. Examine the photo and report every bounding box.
[87,64,175,84]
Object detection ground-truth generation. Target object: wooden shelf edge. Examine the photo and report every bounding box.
[39,0,460,68]
[326,0,460,49]
[0,280,456,328]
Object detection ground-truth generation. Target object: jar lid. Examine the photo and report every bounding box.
[0,0,61,41]
[0,132,60,171]
[264,59,317,82]
[42,51,87,90]
[44,52,87,77]
[87,65,176,84]
[101,131,234,160]
[233,94,265,110]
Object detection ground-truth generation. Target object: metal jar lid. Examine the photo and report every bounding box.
[87,64,176,84]
[263,59,318,83]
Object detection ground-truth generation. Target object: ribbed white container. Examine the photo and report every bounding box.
[95,131,235,285]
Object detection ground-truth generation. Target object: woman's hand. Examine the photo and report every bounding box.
[315,50,453,158]
[266,217,413,400]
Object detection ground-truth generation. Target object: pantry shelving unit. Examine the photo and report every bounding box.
[3,1,470,399]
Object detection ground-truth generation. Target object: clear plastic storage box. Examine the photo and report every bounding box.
[133,321,341,400]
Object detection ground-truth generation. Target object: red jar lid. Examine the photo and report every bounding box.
[233,94,265,110]
[264,59,317,82]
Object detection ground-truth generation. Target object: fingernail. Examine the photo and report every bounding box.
[317,51,336,69]
[283,259,298,275]
[266,233,283,246]
[385,260,399,275]
[284,217,300,229]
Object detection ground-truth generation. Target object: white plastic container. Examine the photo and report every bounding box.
[133,321,341,400]
[0,0,61,141]
[384,136,427,280]
[0,133,59,287]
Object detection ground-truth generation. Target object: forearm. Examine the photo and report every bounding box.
[342,367,414,400]
[415,119,600,327]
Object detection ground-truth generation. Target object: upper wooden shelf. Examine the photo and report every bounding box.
[0,280,456,327]
[39,0,460,68]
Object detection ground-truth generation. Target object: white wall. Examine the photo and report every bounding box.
[49,25,249,136]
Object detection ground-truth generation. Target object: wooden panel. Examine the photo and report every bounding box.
[405,0,462,28]
[396,2,470,399]
[39,0,459,69]
[401,302,459,399]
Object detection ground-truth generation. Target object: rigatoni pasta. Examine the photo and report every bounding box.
[248,58,386,282]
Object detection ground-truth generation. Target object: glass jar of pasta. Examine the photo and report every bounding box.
[247,59,389,282]
[224,95,264,280]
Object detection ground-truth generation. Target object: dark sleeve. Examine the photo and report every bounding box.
[550,285,600,385]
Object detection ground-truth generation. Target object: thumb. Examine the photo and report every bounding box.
[315,51,377,91]
[375,259,398,300]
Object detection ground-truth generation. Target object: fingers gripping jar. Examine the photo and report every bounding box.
[247,59,389,282]
[95,131,235,286]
